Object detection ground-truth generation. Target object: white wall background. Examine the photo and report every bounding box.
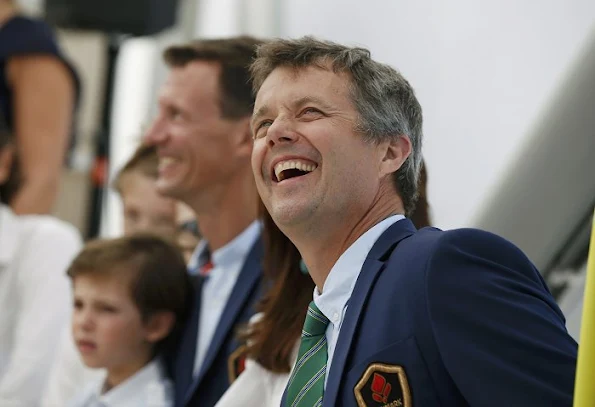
[558,265,588,341]
[99,38,159,237]
[279,0,595,230]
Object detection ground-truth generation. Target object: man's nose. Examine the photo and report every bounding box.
[144,116,166,145]
[265,117,299,148]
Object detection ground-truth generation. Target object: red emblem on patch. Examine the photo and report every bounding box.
[371,373,392,403]
[354,363,411,407]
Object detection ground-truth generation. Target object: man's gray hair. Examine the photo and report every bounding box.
[250,36,423,215]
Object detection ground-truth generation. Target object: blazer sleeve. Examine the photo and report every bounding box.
[425,229,577,406]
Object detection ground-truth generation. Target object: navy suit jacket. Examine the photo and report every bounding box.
[288,219,578,406]
[172,238,263,407]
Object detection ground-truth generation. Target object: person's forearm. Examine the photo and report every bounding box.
[10,176,60,215]
[7,55,75,216]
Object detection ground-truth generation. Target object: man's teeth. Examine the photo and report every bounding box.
[274,160,317,181]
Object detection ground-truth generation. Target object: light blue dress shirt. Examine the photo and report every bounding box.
[313,215,405,387]
[192,220,262,376]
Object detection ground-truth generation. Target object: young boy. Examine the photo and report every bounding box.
[67,234,193,407]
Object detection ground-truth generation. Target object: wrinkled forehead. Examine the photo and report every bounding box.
[254,64,353,110]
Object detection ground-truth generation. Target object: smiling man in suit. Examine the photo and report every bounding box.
[249,36,578,407]
[144,36,264,407]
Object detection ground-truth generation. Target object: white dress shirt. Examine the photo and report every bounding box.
[0,204,82,406]
[313,215,404,386]
[192,220,261,376]
[68,359,173,407]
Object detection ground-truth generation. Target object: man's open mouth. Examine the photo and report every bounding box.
[273,160,318,182]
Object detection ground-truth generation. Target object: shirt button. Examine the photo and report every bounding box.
[333,312,340,322]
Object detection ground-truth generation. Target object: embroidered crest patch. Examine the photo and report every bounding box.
[354,363,412,407]
[227,344,248,384]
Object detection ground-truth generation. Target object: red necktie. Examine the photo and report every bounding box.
[199,260,214,277]
[198,245,214,277]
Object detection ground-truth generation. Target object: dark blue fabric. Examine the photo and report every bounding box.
[282,219,577,406]
[170,237,264,407]
[0,15,80,130]
[0,16,81,203]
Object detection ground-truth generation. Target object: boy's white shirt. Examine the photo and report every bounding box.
[69,359,173,407]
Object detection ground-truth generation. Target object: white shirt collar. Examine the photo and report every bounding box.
[89,359,170,406]
[314,215,405,325]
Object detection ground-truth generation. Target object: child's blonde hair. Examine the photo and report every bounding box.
[112,143,159,194]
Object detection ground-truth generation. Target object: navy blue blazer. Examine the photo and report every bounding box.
[290,219,578,406]
[172,238,263,407]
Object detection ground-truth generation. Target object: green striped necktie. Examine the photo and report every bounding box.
[286,301,330,407]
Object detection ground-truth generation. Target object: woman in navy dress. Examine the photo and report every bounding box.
[0,0,80,214]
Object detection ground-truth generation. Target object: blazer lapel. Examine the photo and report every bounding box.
[323,219,417,407]
[174,277,202,406]
[187,238,263,399]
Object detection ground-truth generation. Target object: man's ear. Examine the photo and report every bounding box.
[379,135,412,177]
[231,117,254,160]
[144,311,175,344]
[0,144,14,186]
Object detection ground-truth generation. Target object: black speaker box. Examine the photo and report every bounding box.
[44,0,180,36]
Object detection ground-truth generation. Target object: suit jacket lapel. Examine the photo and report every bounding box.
[323,219,417,407]
[188,238,263,398]
[174,277,202,405]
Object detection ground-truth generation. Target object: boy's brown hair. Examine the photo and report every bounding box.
[112,143,159,194]
[67,234,193,351]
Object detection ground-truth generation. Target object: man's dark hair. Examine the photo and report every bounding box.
[163,36,265,119]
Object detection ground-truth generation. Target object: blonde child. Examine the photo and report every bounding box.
[113,143,177,237]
